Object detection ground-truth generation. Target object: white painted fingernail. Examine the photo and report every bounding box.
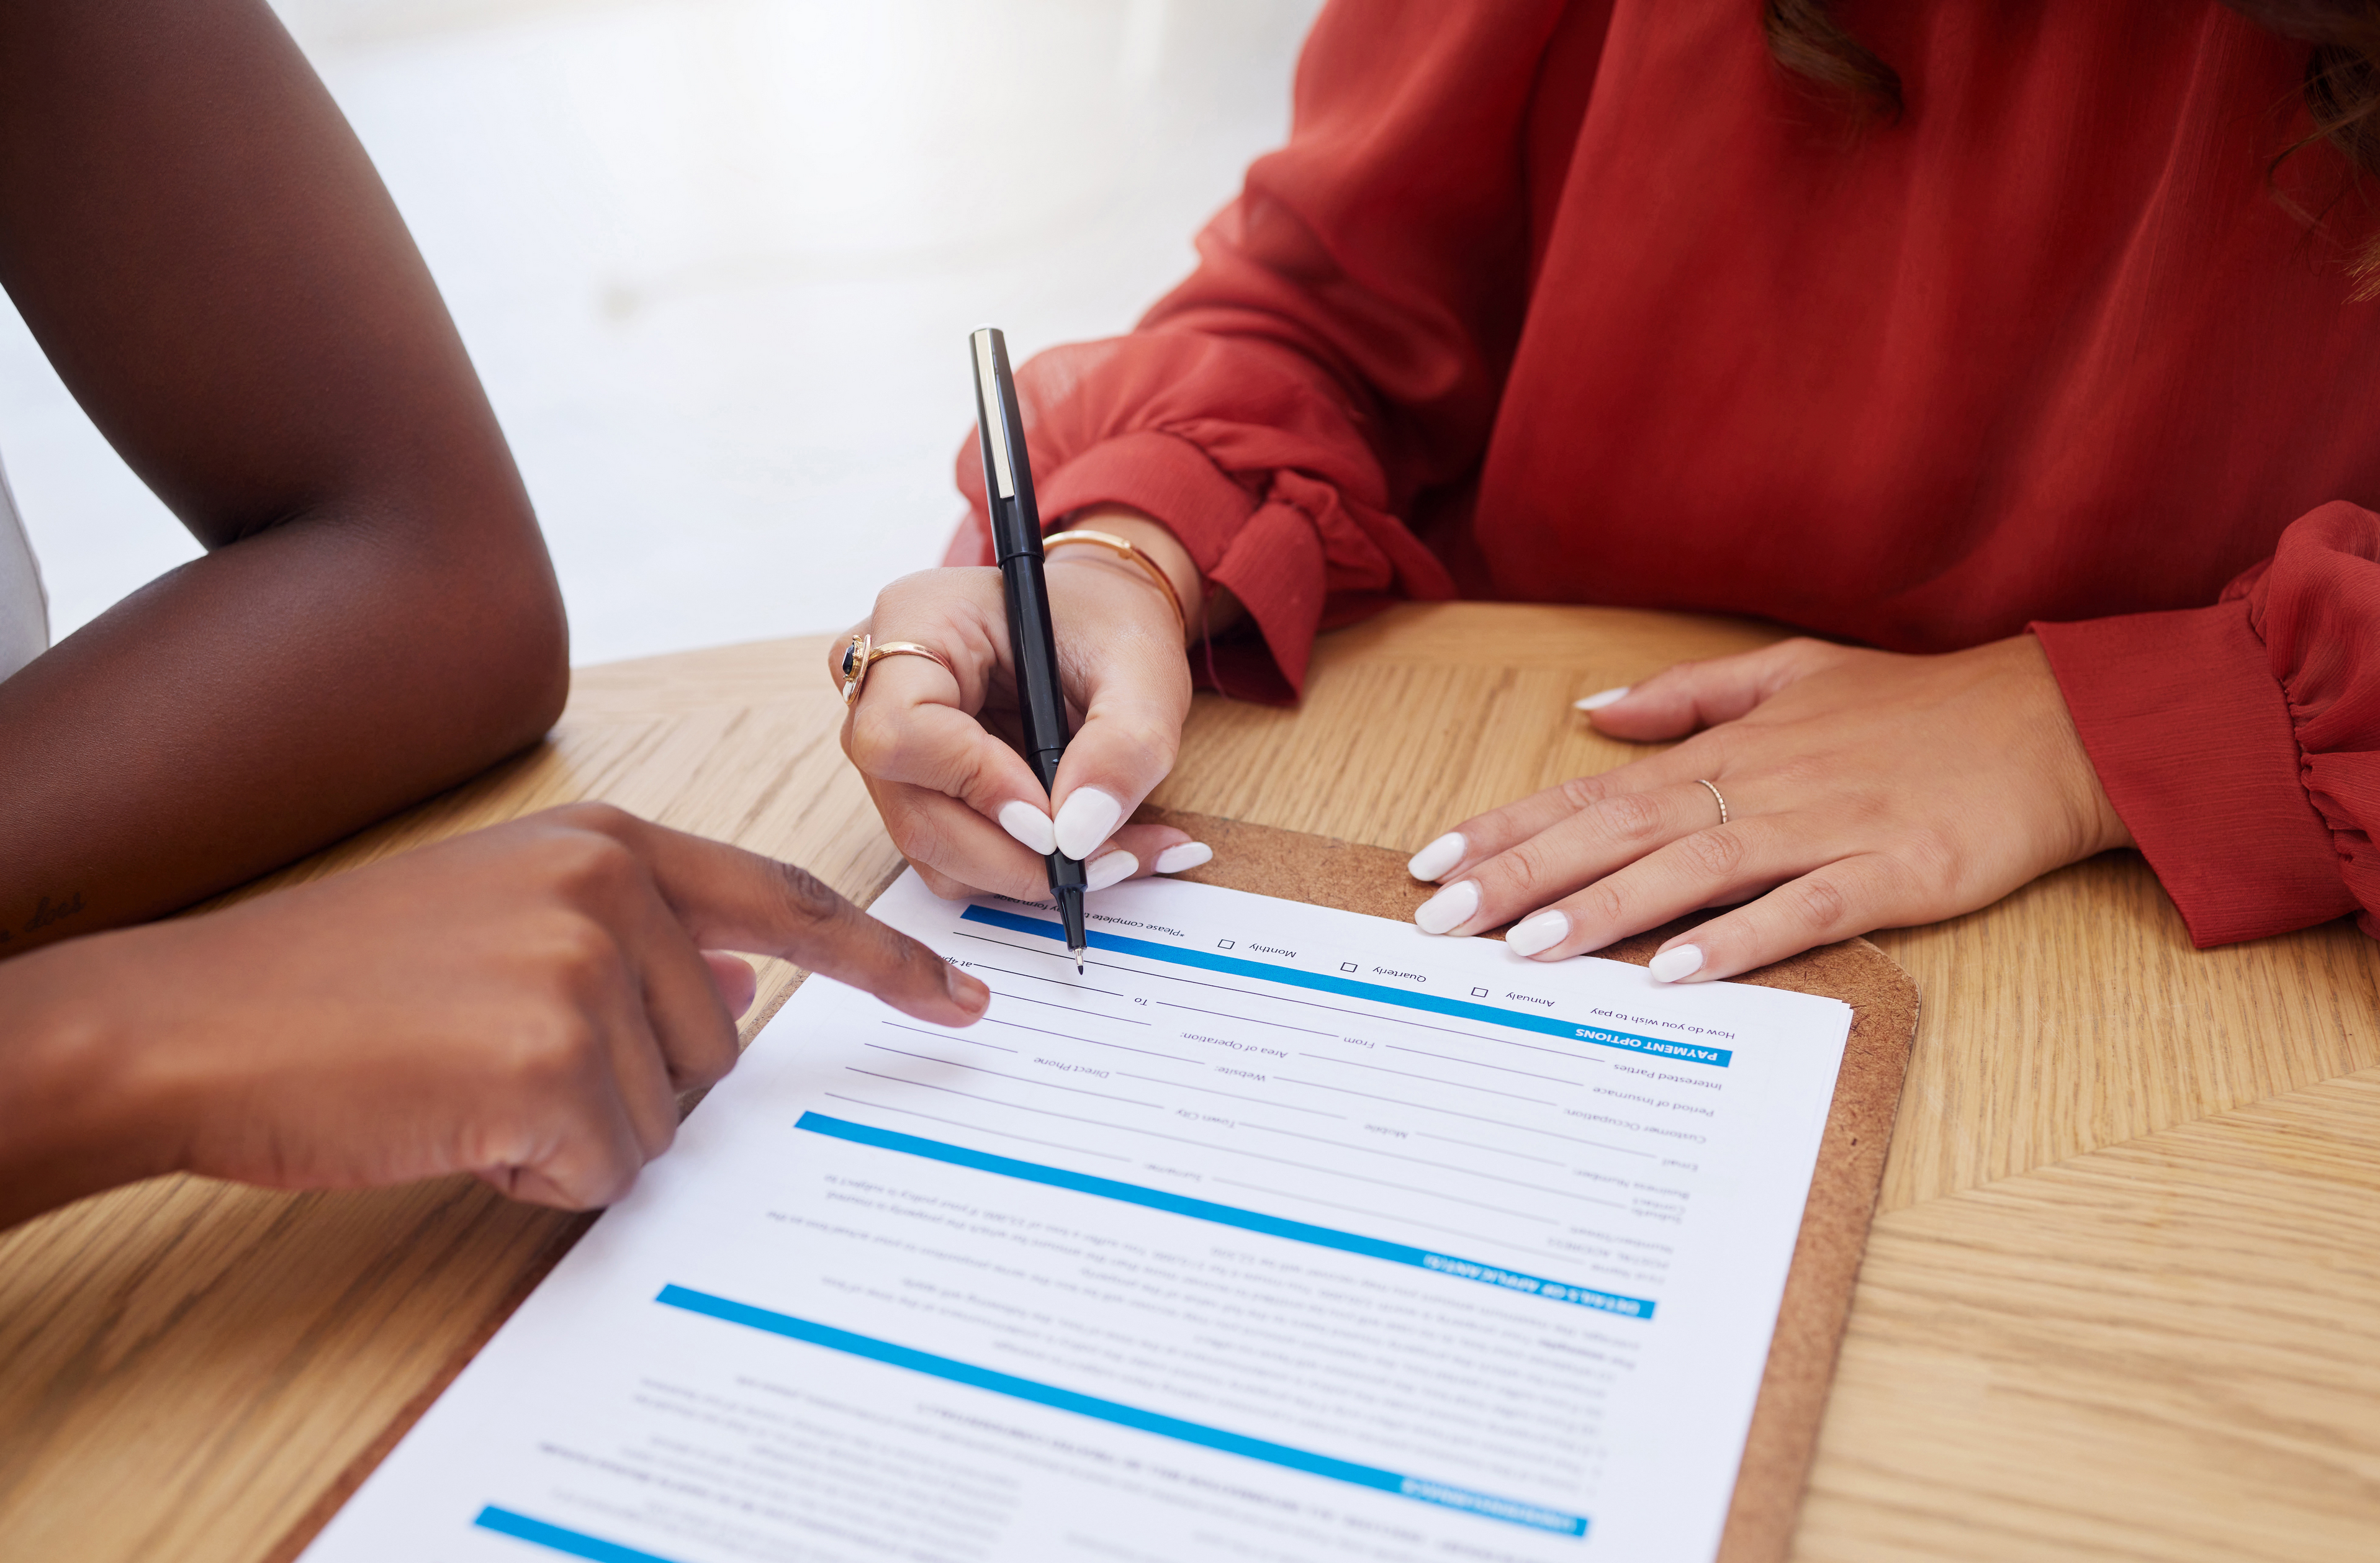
[1648,944,1704,983]
[1406,832,1466,881]
[1414,880,1481,935]
[1053,787,1125,860]
[1152,842,1212,875]
[1505,910,1569,957]
[1083,850,1138,891]
[1574,686,1631,711]
[997,800,1057,857]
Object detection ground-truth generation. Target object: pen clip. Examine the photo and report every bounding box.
[971,327,1016,502]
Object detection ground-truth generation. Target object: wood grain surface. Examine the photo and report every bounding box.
[3,601,2376,1561]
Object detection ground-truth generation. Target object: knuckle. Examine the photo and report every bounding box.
[1600,790,1667,845]
[532,827,642,902]
[1557,773,1610,812]
[1677,826,1745,880]
[581,1159,642,1210]
[1111,714,1182,769]
[770,859,847,924]
[545,800,637,840]
[845,706,906,776]
[1787,872,1852,933]
[1895,826,1960,884]
[888,811,958,878]
[506,1011,605,1096]
[1497,841,1556,901]
[538,909,621,985]
[1575,879,1629,930]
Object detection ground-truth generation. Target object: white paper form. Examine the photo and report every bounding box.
[304,871,1852,1563]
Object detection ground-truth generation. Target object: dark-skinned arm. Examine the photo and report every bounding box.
[0,0,567,957]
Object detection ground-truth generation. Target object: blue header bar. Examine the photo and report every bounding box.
[799,1113,1651,1318]
[959,904,1732,1068]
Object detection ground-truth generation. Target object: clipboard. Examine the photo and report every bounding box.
[272,808,1918,1563]
[1138,808,1920,1563]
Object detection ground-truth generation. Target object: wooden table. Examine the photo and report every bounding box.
[3,602,2376,1562]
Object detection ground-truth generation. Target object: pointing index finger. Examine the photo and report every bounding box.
[568,806,990,1027]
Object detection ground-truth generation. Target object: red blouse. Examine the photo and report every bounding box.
[948,0,2380,948]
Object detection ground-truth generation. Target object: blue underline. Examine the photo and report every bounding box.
[474,1507,680,1563]
[798,1112,1651,1317]
[654,1286,1589,1538]
[960,904,1732,1068]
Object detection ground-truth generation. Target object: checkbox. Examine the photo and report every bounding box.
[1340,961,1358,972]
[1218,939,1235,949]
[1471,986,1489,998]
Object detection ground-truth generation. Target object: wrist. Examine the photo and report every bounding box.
[1060,506,1243,643]
[0,927,190,1227]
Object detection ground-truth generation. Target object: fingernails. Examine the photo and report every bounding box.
[1054,787,1125,860]
[1406,832,1466,881]
[998,800,1057,857]
[947,964,990,1013]
[1505,909,1569,957]
[1152,841,1212,874]
[1648,944,1704,983]
[1574,686,1631,711]
[1083,850,1138,891]
[1414,880,1480,935]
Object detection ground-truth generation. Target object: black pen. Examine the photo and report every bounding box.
[970,326,1088,973]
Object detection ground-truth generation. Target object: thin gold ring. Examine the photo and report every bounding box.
[838,633,957,707]
[1695,778,1729,826]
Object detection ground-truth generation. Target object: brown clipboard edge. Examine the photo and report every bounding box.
[1132,809,1919,1563]
[264,808,1917,1563]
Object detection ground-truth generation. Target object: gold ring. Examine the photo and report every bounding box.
[1695,778,1729,826]
[838,633,958,707]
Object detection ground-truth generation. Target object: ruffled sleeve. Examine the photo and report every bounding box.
[945,0,1575,698]
[2034,501,2380,945]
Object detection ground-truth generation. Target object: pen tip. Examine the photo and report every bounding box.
[1075,949,1086,975]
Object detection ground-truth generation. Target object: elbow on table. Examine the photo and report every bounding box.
[451,520,570,762]
[377,487,572,773]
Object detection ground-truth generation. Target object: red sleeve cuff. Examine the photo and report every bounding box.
[1036,430,1260,575]
[955,428,1341,701]
[2032,603,2356,946]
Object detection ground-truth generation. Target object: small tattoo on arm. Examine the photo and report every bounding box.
[20,889,86,936]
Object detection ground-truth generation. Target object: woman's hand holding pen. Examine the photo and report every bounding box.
[838,508,1220,902]
[0,804,990,1228]
[1404,634,2133,981]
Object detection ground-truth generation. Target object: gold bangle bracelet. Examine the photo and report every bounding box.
[1041,528,1189,633]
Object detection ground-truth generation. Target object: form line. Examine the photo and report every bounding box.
[863,1044,1162,1109]
[1078,957,1618,1063]
[962,906,1736,1071]
[1155,999,1336,1038]
[1237,1122,1627,1207]
[1302,1053,1553,1105]
[981,986,1152,1024]
[1207,1179,1588,1264]
[1381,1042,1582,1086]
[878,1020,1018,1053]
[953,958,1124,998]
[820,1093,1132,1161]
[1111,1071,1346,1119]
[1408,1128,1564,1166]
[842,1070,1558,1222]
[1273,1076,1654,1156]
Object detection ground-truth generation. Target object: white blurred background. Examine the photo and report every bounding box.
[0,0,1318,664]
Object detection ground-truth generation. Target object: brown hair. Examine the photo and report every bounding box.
[1762,0,2380,291]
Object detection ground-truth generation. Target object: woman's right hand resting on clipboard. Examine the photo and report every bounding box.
[837,508,1224,902]
[0,803,989,1230]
